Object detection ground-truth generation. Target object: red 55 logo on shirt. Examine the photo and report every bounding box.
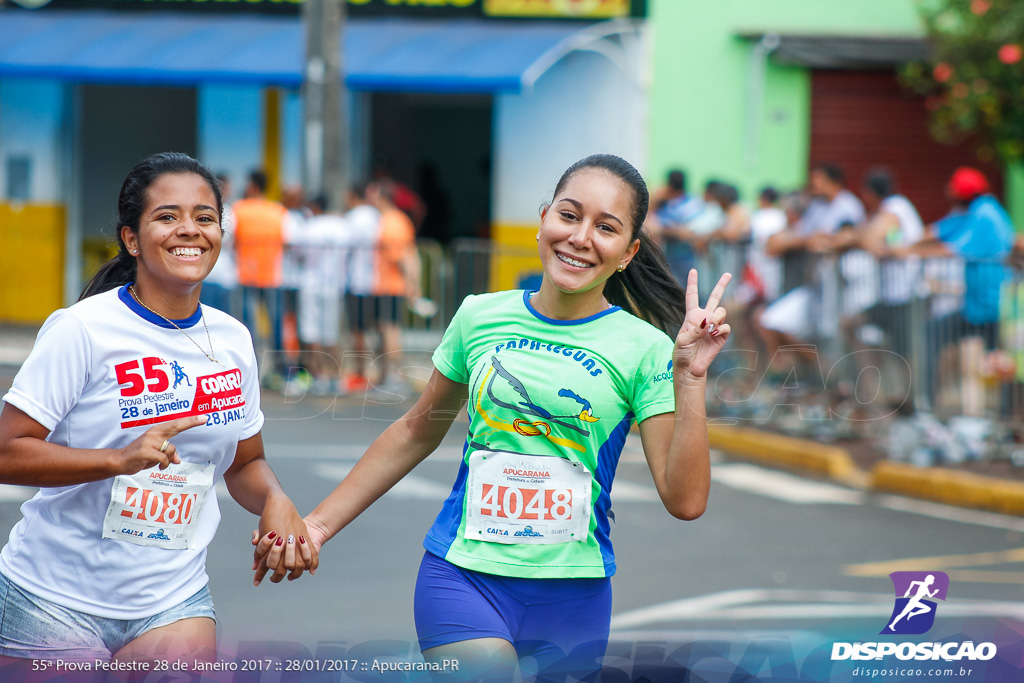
[115,357,171,396]
[115,356,244,429]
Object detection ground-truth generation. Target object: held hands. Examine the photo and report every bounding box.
[250,500,320,586]
[673,269,732,380]
[300,513,331,556]
[115,415,208,475]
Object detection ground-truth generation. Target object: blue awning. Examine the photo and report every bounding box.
[0,10,587,93]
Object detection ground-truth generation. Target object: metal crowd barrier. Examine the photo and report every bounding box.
[691,240,1022,454]
[220,238,541,370]
[221,236,1024,446]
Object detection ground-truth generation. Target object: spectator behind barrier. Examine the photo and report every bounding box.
[233,170,293,383]
[853,169,925,360]
[647,168,704,284]
[343,182,383,392]
[287,194,349,397]
[754,163,865,373]
[901,167,1015,408]
[739,187,787,305]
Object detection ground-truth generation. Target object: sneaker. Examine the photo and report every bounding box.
[371,376,410,401]
[310,377,333,397]
[344,374,369,392]
[283,373,311,398]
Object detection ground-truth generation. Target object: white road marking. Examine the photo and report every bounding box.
[611,589,777,629]
[611,588,1024,629]
[609,479,658,503]
[314,463,451,500]
[0,484,34,503]
[875,494,1024,532]
[263,443,466,462]
[711,463,864,504]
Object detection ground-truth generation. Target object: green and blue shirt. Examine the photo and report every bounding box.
[425,290,676,578]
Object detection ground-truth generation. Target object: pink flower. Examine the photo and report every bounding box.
[970,0,990,15]
[998,44,1023,65]
[933,62,953,82]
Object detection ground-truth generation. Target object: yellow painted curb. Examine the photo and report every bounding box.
[871,461,1024,517]
[708,425,1024,517]
[707,424,866,488]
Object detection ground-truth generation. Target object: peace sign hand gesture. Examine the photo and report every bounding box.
[674,269,732,381]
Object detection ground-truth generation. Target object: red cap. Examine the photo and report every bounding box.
[947,167,990,202]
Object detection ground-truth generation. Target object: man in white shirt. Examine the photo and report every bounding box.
[288,195,349,395]
[756,164,866,371]
[742,186,788,304]
[342,183,383,392]
[856,169,925,360]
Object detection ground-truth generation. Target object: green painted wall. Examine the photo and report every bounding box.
[647,0,924,202]
[1008,163,1024,232]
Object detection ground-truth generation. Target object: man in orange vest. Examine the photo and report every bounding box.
[366,180,421,393]
[232,170,292,384]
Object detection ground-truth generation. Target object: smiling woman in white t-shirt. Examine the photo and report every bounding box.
[0,153,315,666]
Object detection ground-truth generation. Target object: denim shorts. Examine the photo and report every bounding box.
[0,571,216,660]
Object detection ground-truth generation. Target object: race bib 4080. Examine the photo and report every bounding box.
[102,462,215,550]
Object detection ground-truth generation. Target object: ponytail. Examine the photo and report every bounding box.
[79,248,136,300]
[603,230,686,337]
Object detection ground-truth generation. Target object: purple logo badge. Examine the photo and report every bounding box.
[881,571,949,635]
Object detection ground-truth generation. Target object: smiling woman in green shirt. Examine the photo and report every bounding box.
[256,154,732,682]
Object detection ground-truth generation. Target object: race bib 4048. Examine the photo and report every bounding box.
[102,462,215,550]
[464,450,592,545]
[114,356,245,429]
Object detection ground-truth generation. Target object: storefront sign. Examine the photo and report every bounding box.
[29,0,642,18]
[484,0,629,18]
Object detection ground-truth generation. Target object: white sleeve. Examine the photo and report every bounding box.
[282,212,298,244]
[2,310,92,432]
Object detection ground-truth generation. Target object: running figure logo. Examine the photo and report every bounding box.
[169,360,192,389]
[881,571,949,635]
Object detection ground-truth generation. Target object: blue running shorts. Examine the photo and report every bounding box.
[414,551,611,682]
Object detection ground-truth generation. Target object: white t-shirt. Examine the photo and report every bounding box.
[345,204,381,296]
[797,190,866,235]
[798,191,868,334]
[289,213,351,295]
[0,286,264,619]
[282,209,311,290]
[748,206,787,302]
[878,194,925,305]
[687,201,725,236]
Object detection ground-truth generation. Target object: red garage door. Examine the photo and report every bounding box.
[810,70,1003,223]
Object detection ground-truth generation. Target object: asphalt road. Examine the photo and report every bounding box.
[2,382,1024,681]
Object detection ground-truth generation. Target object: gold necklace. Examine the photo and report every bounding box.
[129,285,223,366]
